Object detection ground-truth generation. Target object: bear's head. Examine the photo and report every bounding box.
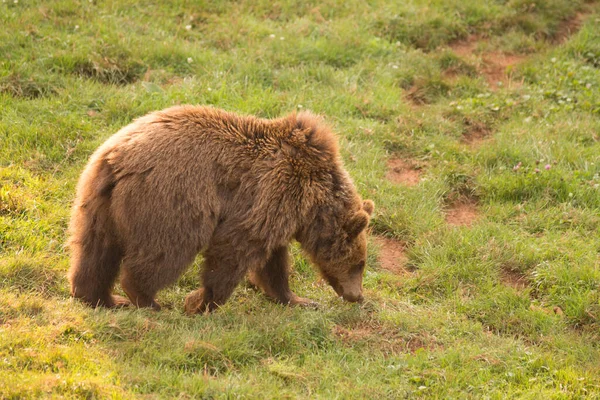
[298,199,375,302]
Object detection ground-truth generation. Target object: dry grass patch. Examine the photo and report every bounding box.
[332,321,439,354]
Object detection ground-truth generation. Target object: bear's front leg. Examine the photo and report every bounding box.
[184,245,257,315]
[247,246,317,307]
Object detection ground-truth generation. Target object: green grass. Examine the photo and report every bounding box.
[2,0,600,398]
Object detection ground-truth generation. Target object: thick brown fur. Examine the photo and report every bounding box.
[67,106,374,313]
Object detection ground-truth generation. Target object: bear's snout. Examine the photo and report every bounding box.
[342,291,364,303]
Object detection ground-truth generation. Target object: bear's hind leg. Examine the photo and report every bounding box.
[247,246,316,307]
[68,210,128,308]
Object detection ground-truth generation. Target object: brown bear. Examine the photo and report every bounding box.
[67,105,374,314]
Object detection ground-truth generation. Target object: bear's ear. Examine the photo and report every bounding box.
[345,210,369,239]
[363,200,374,216]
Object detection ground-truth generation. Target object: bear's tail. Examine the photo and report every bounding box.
[67,157,123,307]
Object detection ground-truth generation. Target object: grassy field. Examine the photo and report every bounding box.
[2,0,600,398]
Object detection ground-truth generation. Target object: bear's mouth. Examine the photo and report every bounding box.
[322,273,363,302]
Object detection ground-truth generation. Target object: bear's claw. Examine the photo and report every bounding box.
[289,296,319,308]
[184,289,206,315]
[109,295,132,308]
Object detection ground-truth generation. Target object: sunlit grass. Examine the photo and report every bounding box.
[1,0,600,397]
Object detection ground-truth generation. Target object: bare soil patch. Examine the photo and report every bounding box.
[375,236,409,274]
[450,35,478,59]
[386,158,422,186]
[449,8,595,90]
[461,120,492,147]
[500,269,528,291]
[450,37,526,90]
[554,12,586,44]
[446,200,479,227]
[480,52,526,89]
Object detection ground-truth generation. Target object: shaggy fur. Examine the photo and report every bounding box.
[67,106,374,313]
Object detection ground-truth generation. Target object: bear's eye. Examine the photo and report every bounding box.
[350,260,366,275]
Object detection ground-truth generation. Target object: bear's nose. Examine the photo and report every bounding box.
[343,292,364,303]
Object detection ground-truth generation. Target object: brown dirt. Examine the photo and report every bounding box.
[500,269,528,291]
[375,236,409,274]
[462,120,492,146]
[450,37,526,90]
[448,8,595,90]
[480,52,526,89]
[446,200,479,227]
[386,158,422,186]
[450,35,479,59]
[554,12,586,44]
